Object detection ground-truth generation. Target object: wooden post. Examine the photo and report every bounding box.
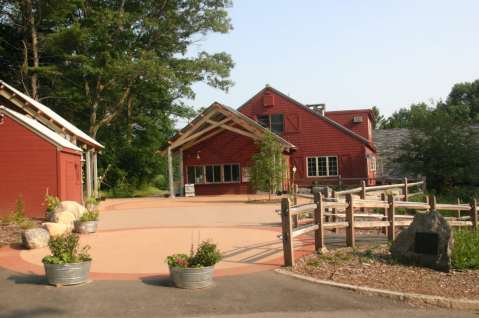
[86,150,92,198]
[455,198,461,219]
[324,186,330,222]
[167,147,175,198]
[331,190,337,233]
[423,196,430,211]
[345,193,355,247]
[281,198,294,266]
[179,149,184,197]
[429,196,437,211]
[388,195,396,242]
[293,185,298,205]
[381,193,387,235]
[360,181,366,213]
[403,178,408,202]
[93,151,98,198]
[470,198,478,229]
[314,192,324,251]
[421,176,427,192]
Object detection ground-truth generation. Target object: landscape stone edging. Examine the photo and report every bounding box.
[274,268,479,310]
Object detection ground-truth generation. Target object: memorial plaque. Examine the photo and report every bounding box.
[414,232,439,255]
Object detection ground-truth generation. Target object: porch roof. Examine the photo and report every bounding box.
[157,102,295,155]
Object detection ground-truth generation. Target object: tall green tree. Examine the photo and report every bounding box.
[446,79,479,122]
[249,130,286,201]
[392,107,479,192]
[372,106,384,129]
[0,0,236,191]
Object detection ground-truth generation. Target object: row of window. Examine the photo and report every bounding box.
[187,164,240,184]
[188,156,375,184]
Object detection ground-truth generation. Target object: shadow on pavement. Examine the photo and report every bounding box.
[6,273,47,285]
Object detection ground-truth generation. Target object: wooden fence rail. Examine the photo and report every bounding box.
[280,192,478,267]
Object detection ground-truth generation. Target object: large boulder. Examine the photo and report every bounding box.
[42,222,73,238]
[390,210,454,272]
[51,211,76,226]
[53,201,87,219]
[22,228,50,249]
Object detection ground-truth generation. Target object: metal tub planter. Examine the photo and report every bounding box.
[74,220,99,234]
[168,264,215,289]
[44,259,92,286]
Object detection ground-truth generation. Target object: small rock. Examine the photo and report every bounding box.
[22,228,50,249]
[53,201,87,219]
[51,211,76,226]
[42,222,73,238]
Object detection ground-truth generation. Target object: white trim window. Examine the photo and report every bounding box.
[307,156,338,177]
[369,157,376,172]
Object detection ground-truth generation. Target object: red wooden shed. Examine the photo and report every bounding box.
[0,80,104,218]
[0,106,84,218]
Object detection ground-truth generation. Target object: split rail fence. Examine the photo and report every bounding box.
[279,191,478,267]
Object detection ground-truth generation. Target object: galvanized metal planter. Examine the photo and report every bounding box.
[168,265,215,289]
[73,220,99,234]
[44,259,92,286]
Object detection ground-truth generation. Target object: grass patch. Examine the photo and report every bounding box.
[132,186,163,198]
[452,228,479,270]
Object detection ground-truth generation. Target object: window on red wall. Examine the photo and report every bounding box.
[223,164,240,182]
[187,164,240,183]
[257,114,284,133]
[187,166,204,183]
[205,165,222,183]
[307,156,338,177]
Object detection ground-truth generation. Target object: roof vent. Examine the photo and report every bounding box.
[354,116,362,123]
[263,93,274,107]
[306,103,326,115]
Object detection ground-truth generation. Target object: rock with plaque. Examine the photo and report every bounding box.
[390,210,453,272]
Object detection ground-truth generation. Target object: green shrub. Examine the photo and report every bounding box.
[452,228,479,270]
[42,233,91,264]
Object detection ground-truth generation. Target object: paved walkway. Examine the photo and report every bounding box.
[0,194,387,280]
[0,195,315,280]
[1,195,477,318]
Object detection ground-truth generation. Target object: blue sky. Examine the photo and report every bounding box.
[178,0,479,126]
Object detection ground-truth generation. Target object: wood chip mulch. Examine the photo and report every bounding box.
[0,219,44,247]
[286,245,479,301]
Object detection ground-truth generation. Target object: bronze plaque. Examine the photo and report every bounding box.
[414,232,439,255]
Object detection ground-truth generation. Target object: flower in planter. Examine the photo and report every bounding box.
[165,240,223,268]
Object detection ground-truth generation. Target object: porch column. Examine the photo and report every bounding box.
[93,151,98,198]
[179,148,184,197]
[168,147,175,198]
[86,149,92,198]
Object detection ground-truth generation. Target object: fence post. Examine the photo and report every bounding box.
[423,195,429,207]
[403,178,408,202]
[345,193,355,247]
[324,186,330,222]
[292,185,299,228]
[314,192,324,251]
[455,198,461,219]
[387,195,396,242]
[470,198,478,229]
[281,198,294,266]
[429,196,437,211]
[331,190,337,233]
[360,181,366,213]
[293,185,298,206]
[381,192,387,235]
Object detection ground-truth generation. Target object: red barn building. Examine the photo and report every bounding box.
[158,85,377,195]
[0,81,104,218]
